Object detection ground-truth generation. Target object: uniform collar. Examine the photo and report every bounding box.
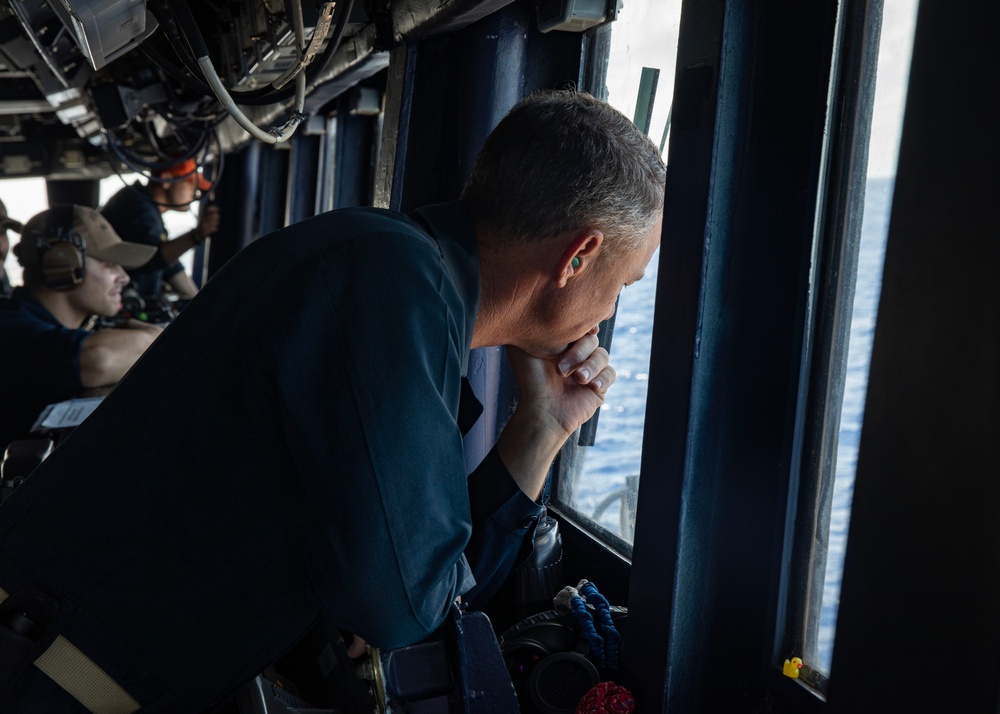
[7,287,67,328]
[409,201,480,373]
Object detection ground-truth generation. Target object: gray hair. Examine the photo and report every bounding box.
[461,89,665,255]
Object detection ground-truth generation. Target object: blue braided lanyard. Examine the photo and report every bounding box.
[567,593,606,668]
[560,580,622,671]
[579,581,621,671]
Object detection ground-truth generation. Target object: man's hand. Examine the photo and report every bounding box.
[497,334,616,500]
[195,204,220,239]
[510,334,615,437]
[346,634,368,658]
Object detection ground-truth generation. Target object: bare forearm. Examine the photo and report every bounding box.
[496,408,571,501]
[167,270,199,297]
[159,204,218,265]
[78,323,161,387]
[157,231,200,265]
[498,338,616,501]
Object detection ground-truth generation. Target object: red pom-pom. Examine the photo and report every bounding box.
[575,681,635,714]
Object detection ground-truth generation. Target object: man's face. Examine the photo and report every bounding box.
[69,256,130,317]
[165,176,197,210]
[517,215,663,359]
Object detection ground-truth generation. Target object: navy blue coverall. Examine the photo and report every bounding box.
[0,202,542,712]
[0,288,89,453]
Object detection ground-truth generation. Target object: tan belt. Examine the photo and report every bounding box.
[0,586,140,714]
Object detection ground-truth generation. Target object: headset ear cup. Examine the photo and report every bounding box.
[42,240,85,291]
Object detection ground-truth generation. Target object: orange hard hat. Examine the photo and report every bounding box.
[159,158,212,191]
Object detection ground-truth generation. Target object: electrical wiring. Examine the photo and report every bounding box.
[157,74,232,129]
[145,0,354,107]
[196,51,306,143]
[106,125,210,174]
[169,0,315,144]
[139,39,215,99]
[105,0,355,153]
[224,0,353,104]
[104,128,223,208]
[269,0,333,90]
[104,114,217,192]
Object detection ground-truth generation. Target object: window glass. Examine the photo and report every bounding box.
[553,0,681,549]
[816,0,920,674]
[0,176,199,288]
[0,177,49,288]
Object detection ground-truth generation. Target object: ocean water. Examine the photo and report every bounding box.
[568,177,892,673]
[816,176,891,670]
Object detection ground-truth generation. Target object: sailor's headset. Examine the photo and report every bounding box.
[22,206,89,291]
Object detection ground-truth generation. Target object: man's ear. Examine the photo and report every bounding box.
[556,229,604,287]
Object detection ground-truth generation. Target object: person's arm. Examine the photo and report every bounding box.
[166,270,199,297]
[461,445,543,608]
[499,335,614,499]
[460,336,613,607]
[157,205,220,266]
[77,319,162,388]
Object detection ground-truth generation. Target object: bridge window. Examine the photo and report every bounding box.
[787,0,920,685]
[0,177,47,287]
[551,0,682,552]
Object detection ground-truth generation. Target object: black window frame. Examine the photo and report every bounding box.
[549,0,1000,711]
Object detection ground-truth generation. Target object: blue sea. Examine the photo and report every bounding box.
[568,177,892,674]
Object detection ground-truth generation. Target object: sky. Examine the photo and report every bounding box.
[602,0,918,178]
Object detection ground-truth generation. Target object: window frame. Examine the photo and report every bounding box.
[549,5,679,552]
[549,0,1000,711]
[821,1,1000,709]
[603,0,845,710]
[776,0,886,690]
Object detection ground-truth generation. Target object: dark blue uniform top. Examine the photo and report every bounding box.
[101,184,184,296]
[0,288,88,451]
[0,202,542,712]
